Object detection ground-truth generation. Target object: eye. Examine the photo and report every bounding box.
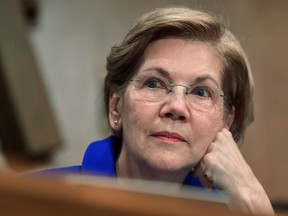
[191,86,212,98]
[143,77,167,89]
[146,79,158,88]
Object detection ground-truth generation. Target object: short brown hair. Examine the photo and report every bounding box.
[105,7,254,143]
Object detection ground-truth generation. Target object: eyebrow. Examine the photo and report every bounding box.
[194,75,220,88]
[142,67,170,77]
[141,66,220,87]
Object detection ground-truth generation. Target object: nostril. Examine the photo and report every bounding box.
[179,116,186,121]
[164,112,186,121]
[165,112,173,118]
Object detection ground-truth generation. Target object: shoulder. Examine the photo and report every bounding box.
[27,136,122,178]
[81,135,121,176]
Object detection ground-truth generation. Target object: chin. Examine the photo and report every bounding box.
[145,155,192,173]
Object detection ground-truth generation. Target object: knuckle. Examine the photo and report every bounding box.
[202,153,215,165]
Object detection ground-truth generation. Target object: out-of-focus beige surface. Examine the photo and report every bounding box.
[0,171,254,216]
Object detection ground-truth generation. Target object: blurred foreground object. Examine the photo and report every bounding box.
[0,0,61,170]
[0,170,266,216]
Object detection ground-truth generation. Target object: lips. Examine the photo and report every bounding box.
[151,131,186,143]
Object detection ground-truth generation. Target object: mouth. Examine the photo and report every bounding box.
[151,131,186,143]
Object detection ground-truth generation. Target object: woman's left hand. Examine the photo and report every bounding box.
[194,128,275,215]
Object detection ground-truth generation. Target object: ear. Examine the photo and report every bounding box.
[109,91,122,131]
[224,106,235,130]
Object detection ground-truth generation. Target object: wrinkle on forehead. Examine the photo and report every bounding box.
[139,38,223,87]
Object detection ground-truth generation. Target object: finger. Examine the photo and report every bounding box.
[199,173,214,189]
[193,162,214,189]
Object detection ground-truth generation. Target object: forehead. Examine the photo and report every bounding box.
[139,38,223,84]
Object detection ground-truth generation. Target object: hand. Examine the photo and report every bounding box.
[194,128,275,215]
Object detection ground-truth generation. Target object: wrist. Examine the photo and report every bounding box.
[229,180,275,215]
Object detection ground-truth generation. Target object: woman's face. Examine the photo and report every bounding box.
[110,38,232,176]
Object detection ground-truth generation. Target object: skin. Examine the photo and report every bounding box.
[109,38,274,215]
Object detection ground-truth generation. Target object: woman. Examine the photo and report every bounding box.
[37,7,274,215]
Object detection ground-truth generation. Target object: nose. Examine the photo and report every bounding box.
[159,87,190,122]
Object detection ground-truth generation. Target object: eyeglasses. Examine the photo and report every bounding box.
[130,71,225,113]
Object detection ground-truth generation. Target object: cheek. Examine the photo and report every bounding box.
[191,111,225,143]
[120,93,158,158]
[121,91,153,135]
[186,112,225,164]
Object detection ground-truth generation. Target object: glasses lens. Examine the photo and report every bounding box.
[132,72,170,102]
[185,83,221,112]
[130,72,223,112]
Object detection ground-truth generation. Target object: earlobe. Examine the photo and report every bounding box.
[109,92,122,130]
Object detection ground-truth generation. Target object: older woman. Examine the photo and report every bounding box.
[36,7,274,215]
